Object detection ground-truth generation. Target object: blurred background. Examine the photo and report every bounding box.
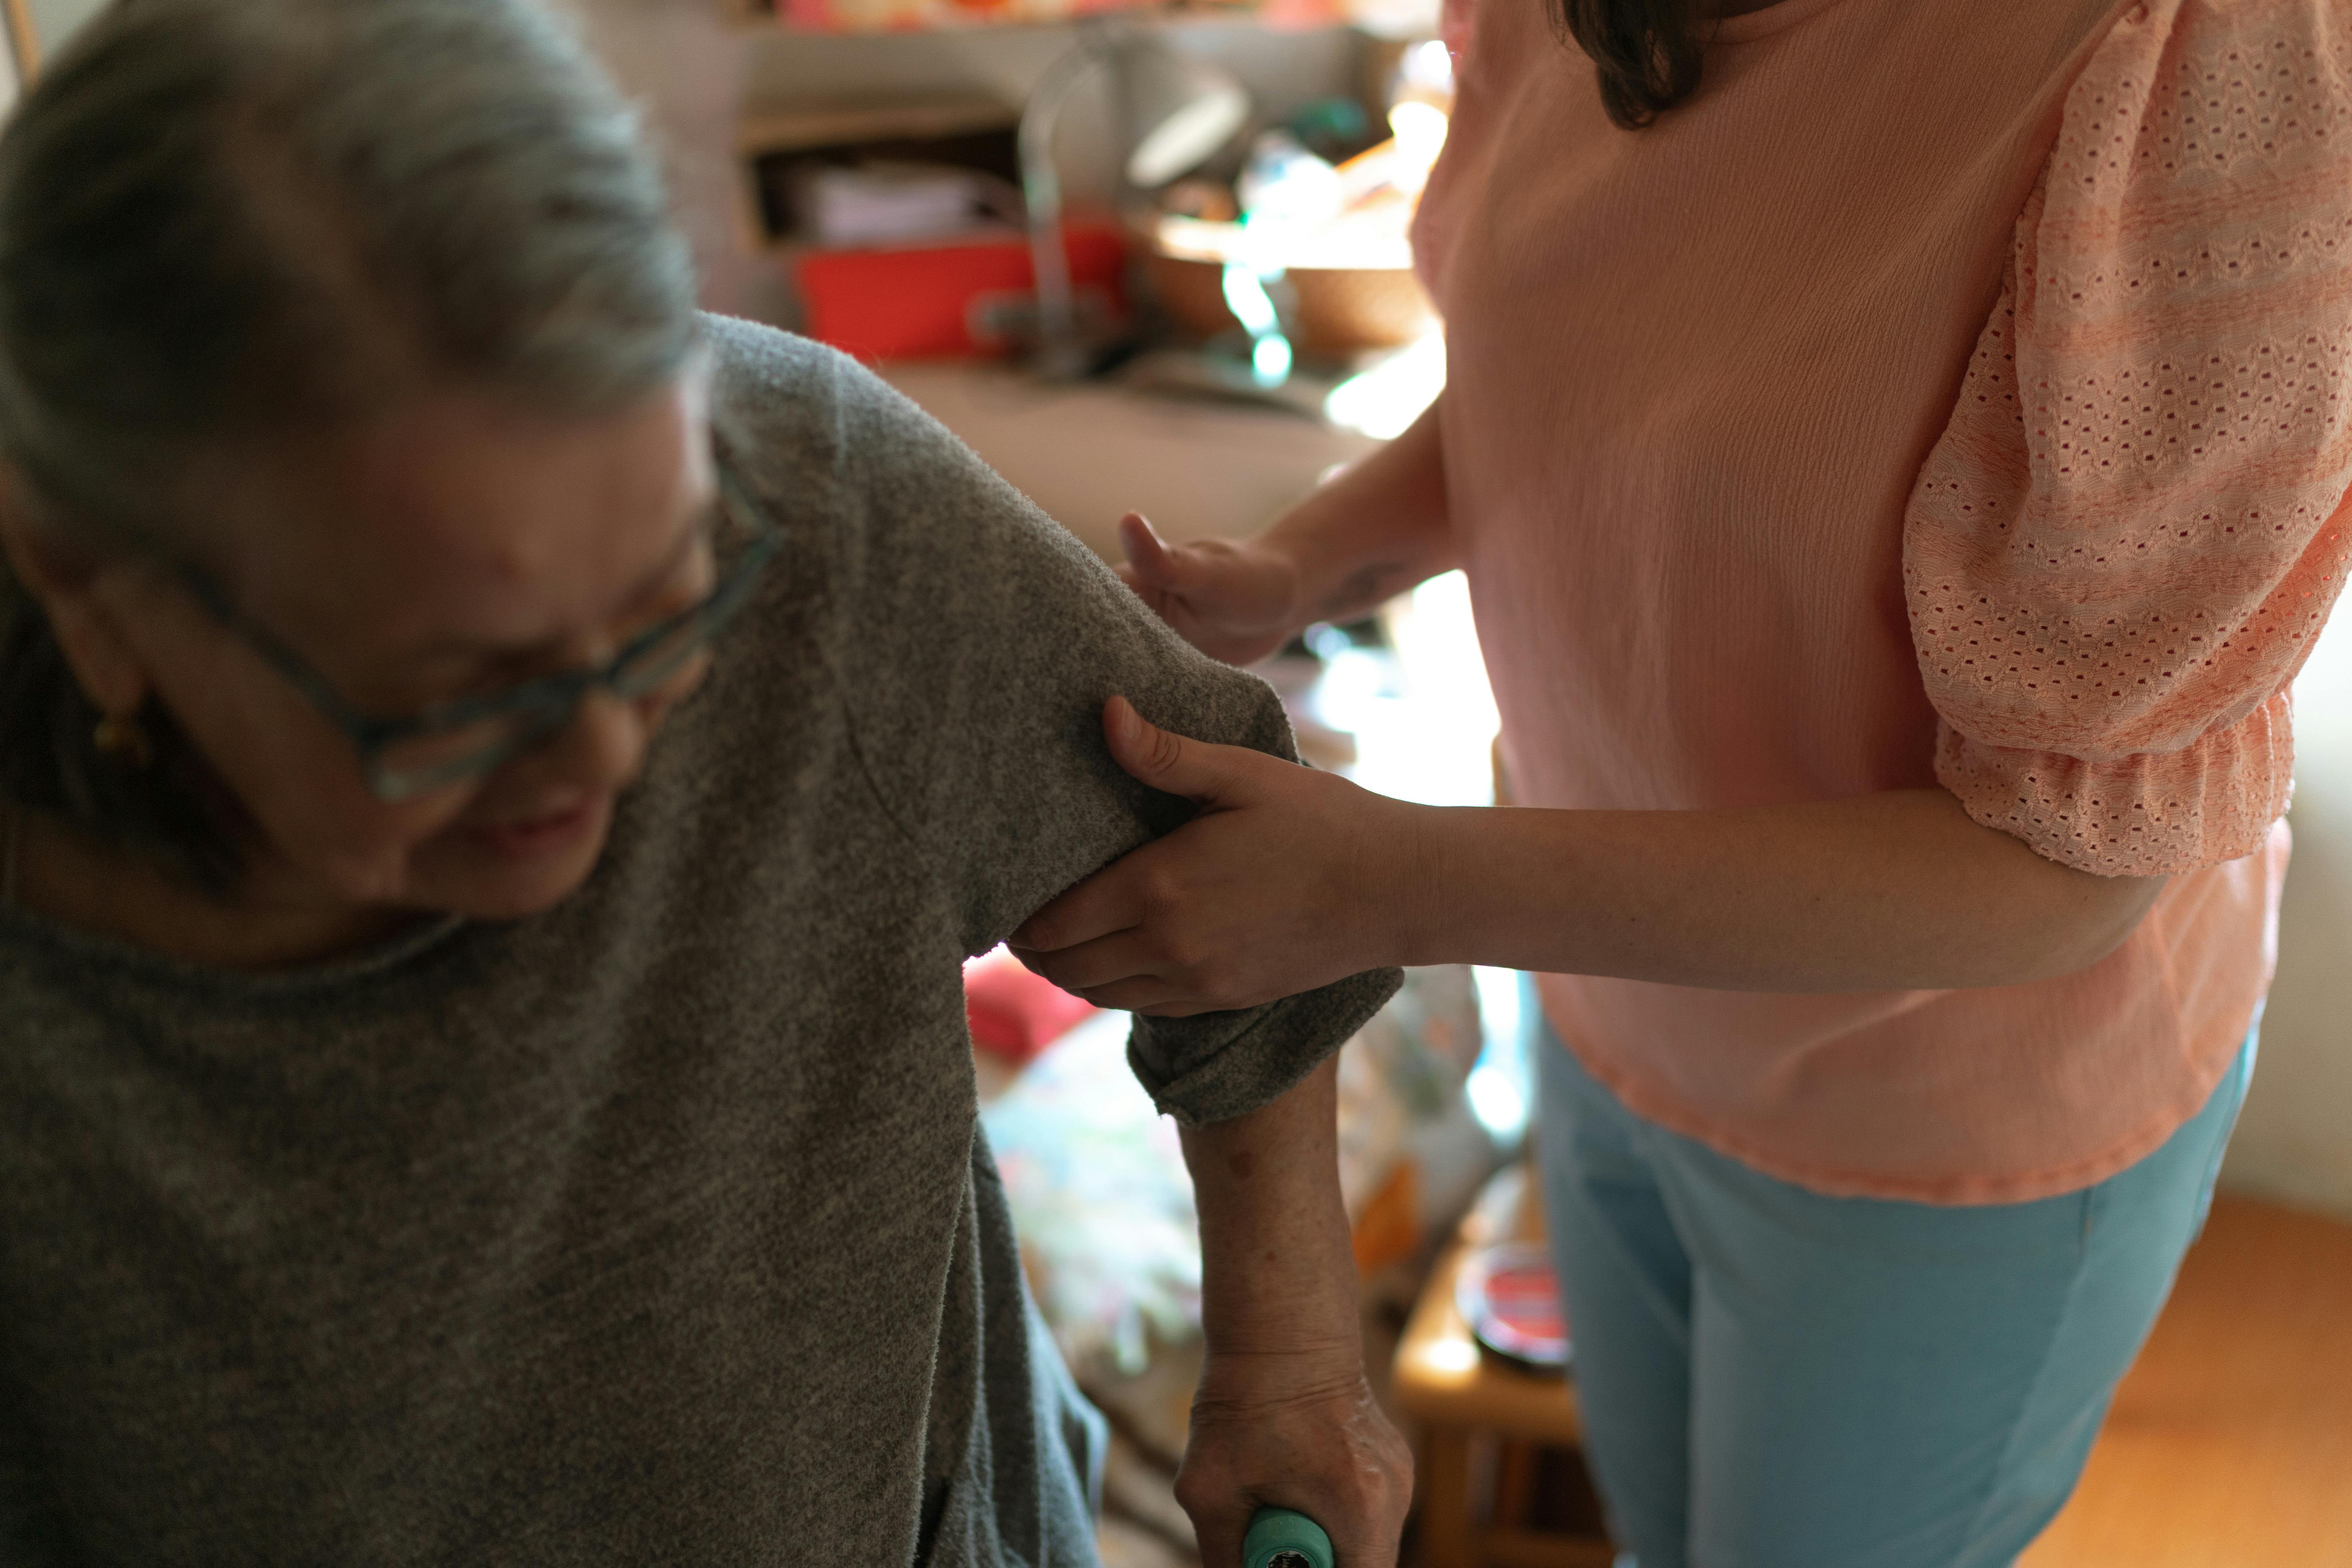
[6,2,2346,1562]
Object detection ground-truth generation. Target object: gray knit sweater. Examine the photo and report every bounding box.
[0,317,1400,1566]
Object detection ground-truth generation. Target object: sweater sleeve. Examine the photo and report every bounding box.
[707,320,1399,1124]
[1902,0,2352,876]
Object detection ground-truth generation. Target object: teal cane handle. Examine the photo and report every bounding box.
[1243,1507,1334,1568]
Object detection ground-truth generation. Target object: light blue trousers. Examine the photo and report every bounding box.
[1535,1020,2255,1568]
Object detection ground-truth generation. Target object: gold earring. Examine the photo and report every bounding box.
[93,712,154,769]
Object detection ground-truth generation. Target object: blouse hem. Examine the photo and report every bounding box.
[1550,1013,2256,1207]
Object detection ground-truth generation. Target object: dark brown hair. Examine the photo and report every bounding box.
[1552,0,1709,129]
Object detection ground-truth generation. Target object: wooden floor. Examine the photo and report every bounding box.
[2019,1194,2352,1568]
[1109,1194,2352,1568]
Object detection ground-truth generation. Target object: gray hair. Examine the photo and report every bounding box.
[0,0,700,885]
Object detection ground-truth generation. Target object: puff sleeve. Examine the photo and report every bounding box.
[1903,0,2352,875]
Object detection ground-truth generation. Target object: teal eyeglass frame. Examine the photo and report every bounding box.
[176,459,781,803]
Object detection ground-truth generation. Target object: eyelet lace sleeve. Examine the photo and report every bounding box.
[1904,0,2352,876]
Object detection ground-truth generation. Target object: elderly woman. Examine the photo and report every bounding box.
[0,2,1411,1562]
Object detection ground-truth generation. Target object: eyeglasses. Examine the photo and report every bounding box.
[177,459,782,803]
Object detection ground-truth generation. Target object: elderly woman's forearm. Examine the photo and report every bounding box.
[1178,1055,1362,1357]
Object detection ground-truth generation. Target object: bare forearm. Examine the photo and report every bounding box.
[1396,789,2165,991]
[1171,1061,1413,1566]
[1179,1056,1361,1357]
[1260,398,1457,627]
[1013,719,2171,1020]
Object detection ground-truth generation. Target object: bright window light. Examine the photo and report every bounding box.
[1324,331,1446,440]
[1466,1063,1527,1140]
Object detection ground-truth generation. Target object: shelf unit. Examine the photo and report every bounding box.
[730,94,1021,256]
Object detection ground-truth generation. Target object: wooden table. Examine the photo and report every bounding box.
[1394,1241,1613,1568]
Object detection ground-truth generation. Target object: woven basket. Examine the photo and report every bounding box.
[1145,248,1437,357]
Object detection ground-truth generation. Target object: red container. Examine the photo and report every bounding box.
[963,945,1099,1065]
[792,220,1129,361]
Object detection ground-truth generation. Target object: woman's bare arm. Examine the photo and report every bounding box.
[1009,701,2166,1015]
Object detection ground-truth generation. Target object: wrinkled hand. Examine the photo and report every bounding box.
[1115,513,1302,667]
[1179,1347,1414,1568]
[1010,697,1428,1016]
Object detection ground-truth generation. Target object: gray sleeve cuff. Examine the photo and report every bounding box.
[1125,964,1404,1126]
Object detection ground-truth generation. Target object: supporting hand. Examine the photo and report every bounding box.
[1115,513,1305,668]
[1010,697,1429,1015]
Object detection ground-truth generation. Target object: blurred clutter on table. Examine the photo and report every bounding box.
[730,21,1455,449]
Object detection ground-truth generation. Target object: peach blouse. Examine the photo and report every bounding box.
[1415,0,2352,1200]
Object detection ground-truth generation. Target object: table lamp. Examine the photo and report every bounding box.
[1021,25,1249,378]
